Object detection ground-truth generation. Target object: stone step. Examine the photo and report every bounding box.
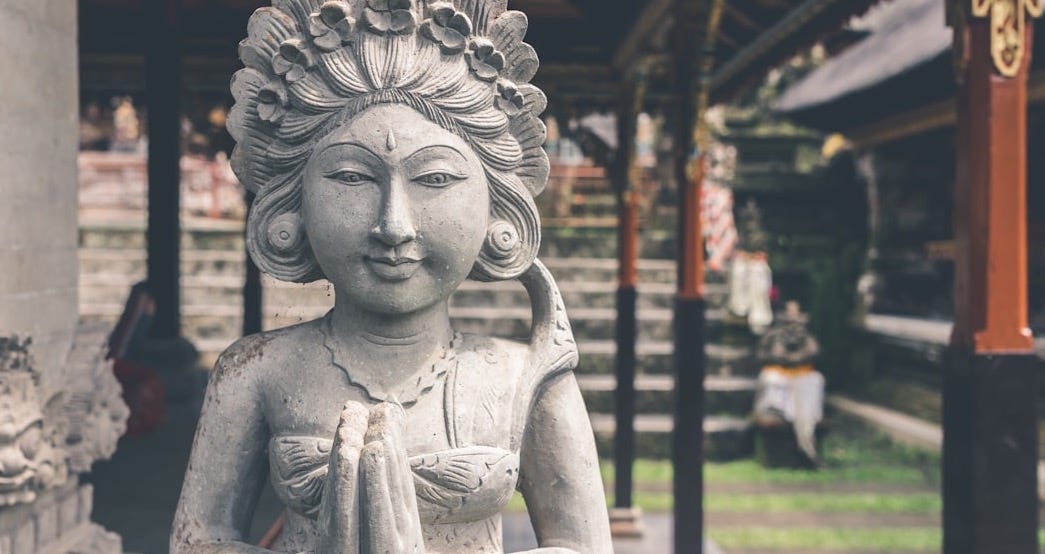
[79,273,728,312]
[589,414,753,460]
[77,249,681,285]
[574,341,756,376]
[578,374,757,418]
[540,228,675,259]
[80,219,246,251]
[80,302,729,345]
[78,248,247,279]
[78,220,676,261]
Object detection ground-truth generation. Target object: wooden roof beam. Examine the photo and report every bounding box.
[612,0,672,73]
[723,3,765,33]
[845,69,1045,149]
[711,0,856,94]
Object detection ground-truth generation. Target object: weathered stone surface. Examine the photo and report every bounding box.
[0,2,126,551]
[0,0,80,387]
[173,2,611,553]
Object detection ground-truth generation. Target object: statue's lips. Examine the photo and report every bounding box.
[365,256,423,281]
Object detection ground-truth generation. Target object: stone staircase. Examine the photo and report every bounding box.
[79,189,758,460]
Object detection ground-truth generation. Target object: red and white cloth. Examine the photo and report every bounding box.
[701,182,738,272]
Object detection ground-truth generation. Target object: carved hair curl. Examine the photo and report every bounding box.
[228,0,548,282]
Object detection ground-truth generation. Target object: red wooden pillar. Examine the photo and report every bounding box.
[945,2,1039,553]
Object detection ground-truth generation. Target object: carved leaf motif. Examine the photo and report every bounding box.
[241,8,299,77]
[509,113,550,195]
[489,11,538,83]
[409,446,517,520]
[268,438,518,521]
[269,436,332,517]
[451,0,508,35]
[411,448,505,493]
[517,83,547,115]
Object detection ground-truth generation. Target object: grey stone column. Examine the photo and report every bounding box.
[0,3,126,553]
[0,1,80,387]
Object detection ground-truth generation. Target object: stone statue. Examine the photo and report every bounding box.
[172,1,612,553]
[753,302,824,464]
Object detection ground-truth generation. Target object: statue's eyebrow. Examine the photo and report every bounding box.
[317,141,382,162]
[402,144,470,164]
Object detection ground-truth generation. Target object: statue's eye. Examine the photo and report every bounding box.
[326,169,374,185]
[415,172,463,188]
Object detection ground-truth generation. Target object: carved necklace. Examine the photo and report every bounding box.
[321,316,461,407]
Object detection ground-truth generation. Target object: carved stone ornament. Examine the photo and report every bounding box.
[0,326,129,509]
[61,322,129,474]
[962,0,1044,77]
[173,1,611,553]
[0,336,68,507]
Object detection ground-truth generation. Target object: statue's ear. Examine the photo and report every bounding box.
[469,173,541,282]
[247,182,325,283]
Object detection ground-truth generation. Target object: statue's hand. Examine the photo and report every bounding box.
[316,401,369,554]
[360,403,425,553]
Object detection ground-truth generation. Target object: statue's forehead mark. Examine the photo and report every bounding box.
[386,129,397,152]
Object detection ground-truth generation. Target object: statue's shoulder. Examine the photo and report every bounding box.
[211,320,321,386]
[454,333,530,379]
[453,331,575,396]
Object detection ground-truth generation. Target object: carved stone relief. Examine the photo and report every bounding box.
[0,336,67,507]
[0,326,127,554]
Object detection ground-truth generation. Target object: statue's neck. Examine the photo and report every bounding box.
[326,299,454,393]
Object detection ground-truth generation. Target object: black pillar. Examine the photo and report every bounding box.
[943,352,1039,554]
[672,296,706,553]
[145,0,182,339]
[671,0,709,551]
[613,77,641,514]
[614,286,638,508]
[243,192,263,337]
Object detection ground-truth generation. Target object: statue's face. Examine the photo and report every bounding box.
[302,104,489,315]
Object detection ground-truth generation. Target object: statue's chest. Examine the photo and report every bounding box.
[264,346,529,530]
[262,344,525,452]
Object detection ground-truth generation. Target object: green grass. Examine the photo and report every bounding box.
[706,493,939,513]
[510,417,944,519]
[707,527,942,551]
[709,528,1045,551]
[599,416,941,489]
[509,490,939,515]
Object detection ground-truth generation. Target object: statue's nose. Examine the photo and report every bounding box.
[371,179,417,247]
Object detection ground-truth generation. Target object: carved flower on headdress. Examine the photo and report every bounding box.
[272,39,316,83]
[257,82,290,124]
[420,3,472,54]
[495,79,525,116]
[466,38,505,82]
[309,1,356,52]
[363,0,417,36]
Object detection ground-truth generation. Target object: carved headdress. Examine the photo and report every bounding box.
[229,0,548,283]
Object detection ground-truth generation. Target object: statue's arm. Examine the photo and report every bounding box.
[171,346,272,554]
[517,371,613,554]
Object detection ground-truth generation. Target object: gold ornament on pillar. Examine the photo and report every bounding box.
[971,0,1043,77]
